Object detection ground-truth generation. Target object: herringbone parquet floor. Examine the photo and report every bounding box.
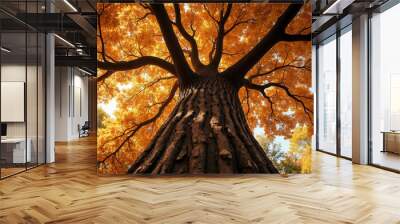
[1,136,400,224]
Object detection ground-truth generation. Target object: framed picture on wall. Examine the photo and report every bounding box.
[96,3,313,175]
[1,82,25,123]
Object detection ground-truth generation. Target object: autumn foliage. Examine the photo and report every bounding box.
[97,3,313,174]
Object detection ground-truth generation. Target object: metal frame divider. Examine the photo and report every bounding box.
[336,23,341,157]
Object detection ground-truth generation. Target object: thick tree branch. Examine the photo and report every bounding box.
[222,4,303,82]
[97,82,179,165]
[97,56,176,81]
[209,3,232,69]
[209,39,216,63]
[173,4,204,71]
[243,79,312,121]
[282,33,311,42]
[97,70,115,82]
[241,87,251,116]
[150,4,194,85]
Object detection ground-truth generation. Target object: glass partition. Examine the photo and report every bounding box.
[0,24,28,178]
[0,1,46,179]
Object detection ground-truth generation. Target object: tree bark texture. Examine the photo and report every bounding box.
[128,75,278,174]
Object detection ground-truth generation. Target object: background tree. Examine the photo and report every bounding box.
[256,125,312,174]
[256,135,285,171]
[97,3,312,174]
[287,125,312,173]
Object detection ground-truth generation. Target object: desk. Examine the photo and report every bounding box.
[1,138,31,163]
[381,131,400,154]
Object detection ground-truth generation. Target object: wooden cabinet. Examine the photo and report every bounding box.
[382,132,400,154]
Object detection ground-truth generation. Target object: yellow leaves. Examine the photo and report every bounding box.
[288,125,312,173]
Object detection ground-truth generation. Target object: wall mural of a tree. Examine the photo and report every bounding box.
[97,3,312,175]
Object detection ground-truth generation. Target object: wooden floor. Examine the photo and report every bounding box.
[1,137,400,224]
[1,167,26,178]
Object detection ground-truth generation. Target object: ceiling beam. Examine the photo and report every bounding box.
[55,55,96,71]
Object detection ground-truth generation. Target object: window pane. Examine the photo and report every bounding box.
[318,36,337,154]
[340,28,352,158]
[371,4,400,171]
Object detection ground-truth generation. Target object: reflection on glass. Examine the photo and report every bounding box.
[1,30,27,177]
[318,36,337,154]
[0,1,46,179]
[340,28,352,158]
[371,3,400,171]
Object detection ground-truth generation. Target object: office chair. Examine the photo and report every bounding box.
[79,121,90,138]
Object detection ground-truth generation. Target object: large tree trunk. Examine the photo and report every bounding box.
[128,75,278,174]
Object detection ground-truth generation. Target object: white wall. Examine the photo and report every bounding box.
[54,67,89,141]
[55,67,69,141]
